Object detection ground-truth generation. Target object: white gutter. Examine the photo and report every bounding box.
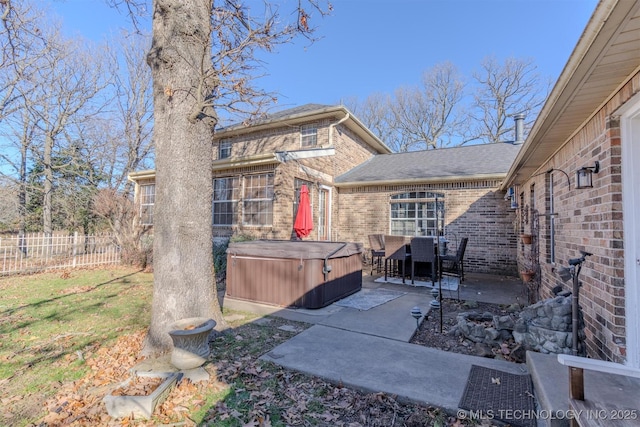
[127,170,156,182]
[329,113,350,146]
[211,153,281,171]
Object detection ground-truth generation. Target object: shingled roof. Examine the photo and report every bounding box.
[335,142,522,187]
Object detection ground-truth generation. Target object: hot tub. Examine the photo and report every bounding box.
[225,240,363,309]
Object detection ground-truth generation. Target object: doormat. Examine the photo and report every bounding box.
[334,288,407,311]
[458,365,537,427]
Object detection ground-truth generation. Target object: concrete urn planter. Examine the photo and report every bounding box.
[168,317,216,370]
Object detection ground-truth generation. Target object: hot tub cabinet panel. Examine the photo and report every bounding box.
[226,240,363,309]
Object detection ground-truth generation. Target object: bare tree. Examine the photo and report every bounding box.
[391,62,465,150]
[468,56,545,144]
[344,93,400,151]
[0,0,47,123]
[0,177,19,230]
[93,188,151,266]
[99,32,154,193]
[86,32,155,266]
[27,33,110,236]
[0,1,56,237]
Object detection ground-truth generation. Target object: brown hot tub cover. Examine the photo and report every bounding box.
[226,240,363,309]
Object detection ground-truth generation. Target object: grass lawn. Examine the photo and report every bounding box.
[0,267,154,425]
[0,267,466,427]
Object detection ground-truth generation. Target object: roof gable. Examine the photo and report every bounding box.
[214,104,392,154]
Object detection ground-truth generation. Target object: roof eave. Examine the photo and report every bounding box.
[212,153,281,171]
[502,0,638,190]
[335,173,507,189]
[127,170,156,182]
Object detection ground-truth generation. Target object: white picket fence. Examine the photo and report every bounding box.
[0,232,121,275]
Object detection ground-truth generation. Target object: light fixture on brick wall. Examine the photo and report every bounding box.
[576,161,600,189]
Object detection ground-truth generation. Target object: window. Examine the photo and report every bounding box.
[213,177,239,226]
[390,192,444,236]
[243,173,274,226]
[218,140,232,159]
[300,124,317,147]
[139,183,155,226]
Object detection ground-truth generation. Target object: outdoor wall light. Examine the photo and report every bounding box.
[576,161,600,189]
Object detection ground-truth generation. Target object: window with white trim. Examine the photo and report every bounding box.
[243,173,274,226]
[139,183,155,226]
[300,124,317,147]
[390,192,444,236]
[213,177,239,226]
[218,140,232,159]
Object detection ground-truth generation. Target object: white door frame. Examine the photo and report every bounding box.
[620,92,640,368]
[317,185,332,241]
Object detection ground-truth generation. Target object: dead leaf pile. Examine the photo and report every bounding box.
[39,330,147,425]
[33,316,484,426]
[111,377,163,397]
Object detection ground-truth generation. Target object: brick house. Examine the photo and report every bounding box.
[129,104,522,276]
[129,0,640,368]
[502,0,640,366]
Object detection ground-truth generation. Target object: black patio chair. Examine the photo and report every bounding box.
[439,237,468,279]
[384,235,410,283]
[368,234,385,275]
[439,237,468,299]
[410,237,436,285]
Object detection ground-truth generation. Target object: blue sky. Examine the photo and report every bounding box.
[48,0,599,110]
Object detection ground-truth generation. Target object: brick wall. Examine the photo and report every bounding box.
[336,181,519,275]
[516,71,640,363]
[213,120,333,159]
[212,119,378,242]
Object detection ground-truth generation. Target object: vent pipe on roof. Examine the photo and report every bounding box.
[514,114,525,145]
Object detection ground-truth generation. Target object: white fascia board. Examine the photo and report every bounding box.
[275,148,335,162]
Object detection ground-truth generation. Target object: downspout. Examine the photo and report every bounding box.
[325,113,349,241]
[329,113,350,146]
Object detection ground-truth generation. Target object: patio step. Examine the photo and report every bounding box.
[527,351,571,427]
[527,351,640,427]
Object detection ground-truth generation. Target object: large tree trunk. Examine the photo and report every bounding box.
[145,0,225,354]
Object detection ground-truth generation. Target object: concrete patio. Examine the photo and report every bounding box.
[222,271,640,427]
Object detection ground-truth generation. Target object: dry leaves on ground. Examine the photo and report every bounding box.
[36,316,500,426]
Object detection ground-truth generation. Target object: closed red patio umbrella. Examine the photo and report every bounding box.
[294,184,313,238]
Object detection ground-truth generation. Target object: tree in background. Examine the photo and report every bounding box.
[469,56,545,144]
[28,35,109,238]
[346,56,545,151]
[0,0,48,235]
[391,62,465,150]
[1,1,154,252]
[91,33,154,265]
[343,93,398,149]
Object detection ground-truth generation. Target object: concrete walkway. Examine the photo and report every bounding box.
[223,272,640,427]
[223,272,531,413]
